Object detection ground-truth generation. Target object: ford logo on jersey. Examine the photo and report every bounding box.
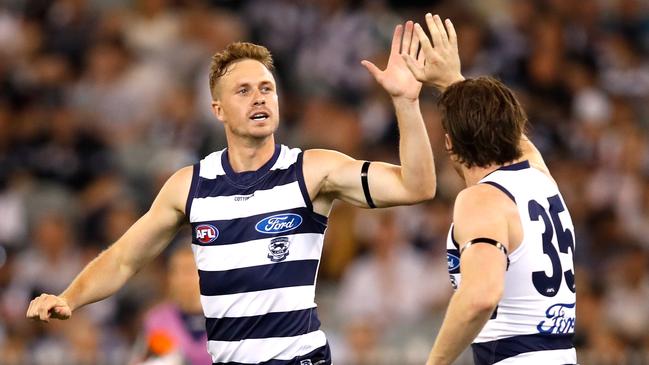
[537,302,576,335]
[195,224,219,244]
[447,252,460,272]
[256,213,303,234]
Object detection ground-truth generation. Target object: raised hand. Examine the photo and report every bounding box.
[26,293,72,323]
[362,21,425,101]
[403,14,464,90]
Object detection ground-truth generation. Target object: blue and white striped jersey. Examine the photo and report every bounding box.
[186,144,331,365]
[446,161,577,364]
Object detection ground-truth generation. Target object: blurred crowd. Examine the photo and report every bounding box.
[0,0,648,364]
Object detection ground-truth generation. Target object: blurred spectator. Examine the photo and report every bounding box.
[337,208,450,327]
[134,246,209,365]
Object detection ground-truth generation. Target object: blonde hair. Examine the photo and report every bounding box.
[208,42,274,99]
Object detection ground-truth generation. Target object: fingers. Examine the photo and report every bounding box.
[402,20,414,55]
[425,13,444,48]
[414,23,435,59]
[417,45,425,66]
[402,53,425,82]
[52,306,72,320]
[390,24,403,55]
[26,294,70,322]
[445,18,458,48]
[361,60,382,80]
[433,14,449,47]
[409,30,419,59]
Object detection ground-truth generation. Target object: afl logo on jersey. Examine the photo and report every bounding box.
[447,253,460,272]
[195,224,219,244]
[255,213,303,234]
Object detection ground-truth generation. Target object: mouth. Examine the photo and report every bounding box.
[249,111,270,121]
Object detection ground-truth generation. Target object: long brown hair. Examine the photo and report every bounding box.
[438,77,527,168]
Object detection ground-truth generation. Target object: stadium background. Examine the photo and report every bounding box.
[1,0,648,364]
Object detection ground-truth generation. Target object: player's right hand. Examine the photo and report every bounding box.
[26,294,72,322]
[403,13,464,91]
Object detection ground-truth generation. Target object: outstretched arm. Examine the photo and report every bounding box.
[26,167,191,322]
[306,21,435,208]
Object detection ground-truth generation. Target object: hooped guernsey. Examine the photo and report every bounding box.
[186,144,331,365]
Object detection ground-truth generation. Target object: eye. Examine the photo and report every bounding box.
[261,86,273,93]
[237,88,248,95]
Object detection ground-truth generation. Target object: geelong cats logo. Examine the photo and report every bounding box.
[268,237,291,262]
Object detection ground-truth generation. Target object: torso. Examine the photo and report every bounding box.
[185,144,332,365]
[446,160,577,365]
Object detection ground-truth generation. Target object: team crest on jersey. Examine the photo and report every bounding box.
[195,224,219,244]
[300,360,312,365]
[268,237,291,262]
[255,213,303,234]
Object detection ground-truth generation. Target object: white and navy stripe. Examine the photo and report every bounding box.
[471,333,576,364]
[186,144,331,365]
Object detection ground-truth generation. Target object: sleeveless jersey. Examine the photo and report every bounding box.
[186,144,331,365]
[446,161,577,364]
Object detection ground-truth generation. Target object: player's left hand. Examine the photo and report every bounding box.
[362,20,424,101]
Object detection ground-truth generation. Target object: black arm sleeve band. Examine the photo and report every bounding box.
[460,237,510,270]
[361,161,376,208]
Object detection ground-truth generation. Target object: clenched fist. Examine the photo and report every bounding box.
[26,294,72,323]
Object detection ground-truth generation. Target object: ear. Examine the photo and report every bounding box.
[211,100,224,123]
[444,134,452,152]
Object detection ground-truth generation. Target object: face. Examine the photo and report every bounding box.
[211,59,279,141]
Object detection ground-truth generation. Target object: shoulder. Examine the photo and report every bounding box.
[303,149,351,163]
[155,165,195,213]
[303,148,355,170]
[167,165,194,188]
[454,184,517,220]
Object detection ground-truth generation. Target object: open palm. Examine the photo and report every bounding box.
[403,14,463,90]
[363,21,424,101]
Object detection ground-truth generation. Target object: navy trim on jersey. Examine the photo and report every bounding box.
[221,144,281,187]
[498,160,530,171]
[199,260,319,296]
[295,152,313,211]
[185,163,201,220]
[482,181,516,203]
[190,207,327,246]
[206,307,320,341]
[212,343,332,365]
[195,168,299,198]
[471,333,574,365]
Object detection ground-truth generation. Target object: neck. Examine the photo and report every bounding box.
[462,159,526,186]
[226,135,276,172]
[463,165,500,186]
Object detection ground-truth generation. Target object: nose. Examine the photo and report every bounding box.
[253,91,266,106]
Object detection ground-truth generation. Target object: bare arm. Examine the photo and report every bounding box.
[305,22,435,209]
[426,185,512,365]
[26,166,192,322]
